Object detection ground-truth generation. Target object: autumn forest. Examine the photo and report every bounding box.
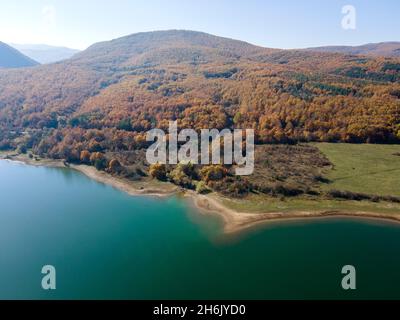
[1,30,399,198]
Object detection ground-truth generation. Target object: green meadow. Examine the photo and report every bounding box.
[222,143,400,214]
[315,143,400,197]
[221,194,400,214]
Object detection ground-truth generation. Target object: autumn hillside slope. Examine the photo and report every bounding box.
[306,42,400,58]
[0,30,400,160]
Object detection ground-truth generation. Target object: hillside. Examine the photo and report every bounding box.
[70,30,276,66]
[10,43,80,64]
[306,42,400,58]
[0,42,39,68]
[0,30,399,161]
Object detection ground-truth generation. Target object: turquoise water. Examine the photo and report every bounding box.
[0,160,399,300]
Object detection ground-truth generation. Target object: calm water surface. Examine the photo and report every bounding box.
[0,160,399,299]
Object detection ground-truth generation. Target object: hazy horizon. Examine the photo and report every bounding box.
[1,0,400,50]
[8,42,81,50]
[7,29,400,53]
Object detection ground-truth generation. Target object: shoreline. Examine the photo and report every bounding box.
[70,164,179,198]
[2,153,400,234]
[0,153,178,197]
[188,192,400,234]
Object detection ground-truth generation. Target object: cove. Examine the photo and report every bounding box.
[0,159,400,300]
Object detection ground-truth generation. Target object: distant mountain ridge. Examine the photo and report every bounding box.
[72,30,276,66]
[306,42,400,57]
[10,43,80,64]
[0,42,39,68]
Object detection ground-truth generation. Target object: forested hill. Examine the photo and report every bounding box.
[0,42,39,68]
[306,42,400,58]
[71,30,275,65]
[0,30,399,159]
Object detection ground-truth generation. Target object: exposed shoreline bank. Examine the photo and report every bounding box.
[2,153,400,234]
[188,192,400,233]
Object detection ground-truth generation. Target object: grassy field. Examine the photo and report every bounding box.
[315,143,400,197]
[221,194,400,214]
[221,143,400,215]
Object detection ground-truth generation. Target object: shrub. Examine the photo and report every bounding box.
[149,163,167,181]
[17,145,27,154]
[195,181,211,194]
[108,158,121,173]
[200,165,228,183]
[327,190,371,201]
[168,164,195,189]
[207,177,251,197]
[80,150,91,164]
[314,175,330,183]
[94,158,107,171]
[90,152,104,163]
[88,140,103,152]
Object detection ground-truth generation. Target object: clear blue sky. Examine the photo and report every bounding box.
[1,0,399,50]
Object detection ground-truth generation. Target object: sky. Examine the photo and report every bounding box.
[0,0,399,50]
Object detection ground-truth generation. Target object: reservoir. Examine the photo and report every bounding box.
[0,160,399,299]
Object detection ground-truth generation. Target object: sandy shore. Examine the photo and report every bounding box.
[70,164,179,197]
[0,152,67,168]
[2,152,400,234]
[188,192,400,234]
